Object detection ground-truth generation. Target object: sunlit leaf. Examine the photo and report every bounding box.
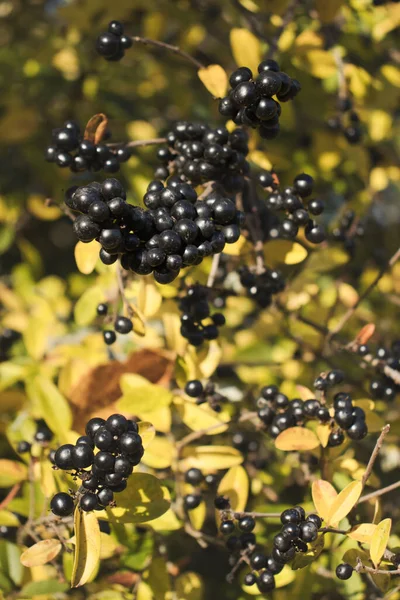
[275,427,320,451]
[327,481,362,526]
[348,523,377,544]
[176,571,203,600]
[0,460,28,487]
[370,519,391,567]
[179,445,243,472]
[198,65,228,98]
[27,376,72,443]
[138,421,156,449]
[74,286,105,326]
[20,539,62,567]
[265,240,308,266]
[217,466,248,512]
[230,28,261,75]
[74,241,99,275]
[174,397,229,435]
[71,508,101,588]
[312,480,337,522]
[188,499,206,531]
[117,374,173,415]
[141,436,175,469]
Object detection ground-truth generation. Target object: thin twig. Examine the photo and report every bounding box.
[328,247,400,340]
[107,137,167,149]
[358,480,400,505]
[131,36,205,69]
[333,47,347,100]
[0,483,21,510]
[361,425,391,490]
[267,0,300,60]
[233,511,281,519]
[207,253,222,288]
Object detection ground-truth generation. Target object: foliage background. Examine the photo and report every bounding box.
[0,0,400,599]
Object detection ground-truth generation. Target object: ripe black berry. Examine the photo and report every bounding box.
[214,495,230,510]
[336,563,353,580]
[220,520,235,535]
[184,494,202,510]
[238,516,255,533]
[72,444,94,469]
[80,493,98,512]
[185,468,204,485]
[50,492,75,517]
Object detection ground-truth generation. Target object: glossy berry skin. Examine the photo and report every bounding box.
[119,432,142,455]
[250,552,267,570]
[305,222,326,244]
[257,406,275,425]
[71,444,94,469]
[229,67,252,87]
[274,533,292,552]
[106,414,128,436]
[347,420,368,440]
[220,520,235,535]
[328,430,345,447]
[94,451,115,473]
[257,570,275,592]
[80,493,98,512]
[96,33,120,58]
[336,563,353,580]
[281,523,301,538]
[238,516,255,533]
[327,369,344,385]
[97,487,114,507]
[299,521,318,543]
[184,494,202,510]
[267,556,284,574]
[293,173,314,197]
[185,380,204,397]
[114,456,133,477]
[335,409,354,430]
[261,385,278,400]
[103,330,116,345]
[108,20,124,36]
[51,492,74,517]
[185,467,203,485]
[307,514,322,529]
[94,428,113,451]
[54,444,75,470]
[232,81,257,107]
[17,441,31,454]
[280,508,301,524]
[97,303,108,316]
[86,417,106,439]
[244,572,256,586]
[214,495,230,510]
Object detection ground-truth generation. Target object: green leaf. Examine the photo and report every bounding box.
[71,508,101,588]
[27,375,72,442]
[176,572,204,600]
[101,473,170,524]
[20,580,69,596]
[74,285,104,326]
[122,532,154,571]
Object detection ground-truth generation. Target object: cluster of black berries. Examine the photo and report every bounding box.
[179,285,227,346]
[331,209,365,256]
[238,266,285,308]
[257,370,368,444]
[46,120,129,173]
[218,60,301,139]
[361,340,400,402]
[258,171,326,244]
[96,21,132,62]
[327,98,362,145]
[232,431,260,455]
[0,328,20,362]
[183,467,219,510]
[50,414,143,517]
[185,379,227,412]
[68,178,243,285]
[154,122,250,192]
[95,303,134,346]
[16,419,53,455]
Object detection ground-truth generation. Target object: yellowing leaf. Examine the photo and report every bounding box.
[198,340,223,379]
[179,445,243,472]
[141,436,175,469]
[0,459,27,487]
[74,241,99,275]
[117,374,173,415]
[0,510,20,526]
[230,28,261,75]
[138,421,156,449]
[137,280,162,318]
[102,473,170,524]
[348,523,377,544]
[27,376,72,443]
[176,572,203,600]
[71,508,101,588]
[312,480,337,522]
[198,65,228,98]
[74,286,105,326]
[21,539,62,567]
[327,481,362,526]
[275,427,320,451]
[275,564,296,588]
[222,235,247,256]
[188,499,206,531]
[316,424,331,448]
[217,466,248,512]
[306,50,337,79]
[381,64,400,87]
[174,398,229,435]
[27,195,62,221]
[368,110,392,142]
[265,240,308,266]
[370,519,391,567]
[148,508,182,532]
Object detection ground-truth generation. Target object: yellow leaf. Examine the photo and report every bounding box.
[217,466,248,512]
[74,241,99,275]
[21,539,62,567]
[306,49,337,79]
[137,280,162,317]
[368,110,392,142]
[326,481,362,526]
[0,459,27,487]
[370,519,391,567]
[295,30,323,49]
[27,195,62,221]
[71,509,101,588]
[138,421,156,449]
[188,499,206,531]
[222,235,247,256]
[148,508,182,532]
[296,385,315,401]
[381,64,400,87]
[117,374,173,415]
[174,398,229,435]
[370,167,389,192]
[137,582,153,600]
[198,340,223,379]
[348,523,377,544]
[275,564,296,588]
[27,376,72,443]
[312,480,337,522]
[248,150,272,171]
[198,65,228,98]
[176,572,203,600]
[179,445,243,472]
[230,28,261,76]
[102,473,170,524]
[141,436,175,469]
[0,510,20,526]
[265,240,308,266]
[316,424,331,448]
[74,286,105,326]
[275,427,320,451]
